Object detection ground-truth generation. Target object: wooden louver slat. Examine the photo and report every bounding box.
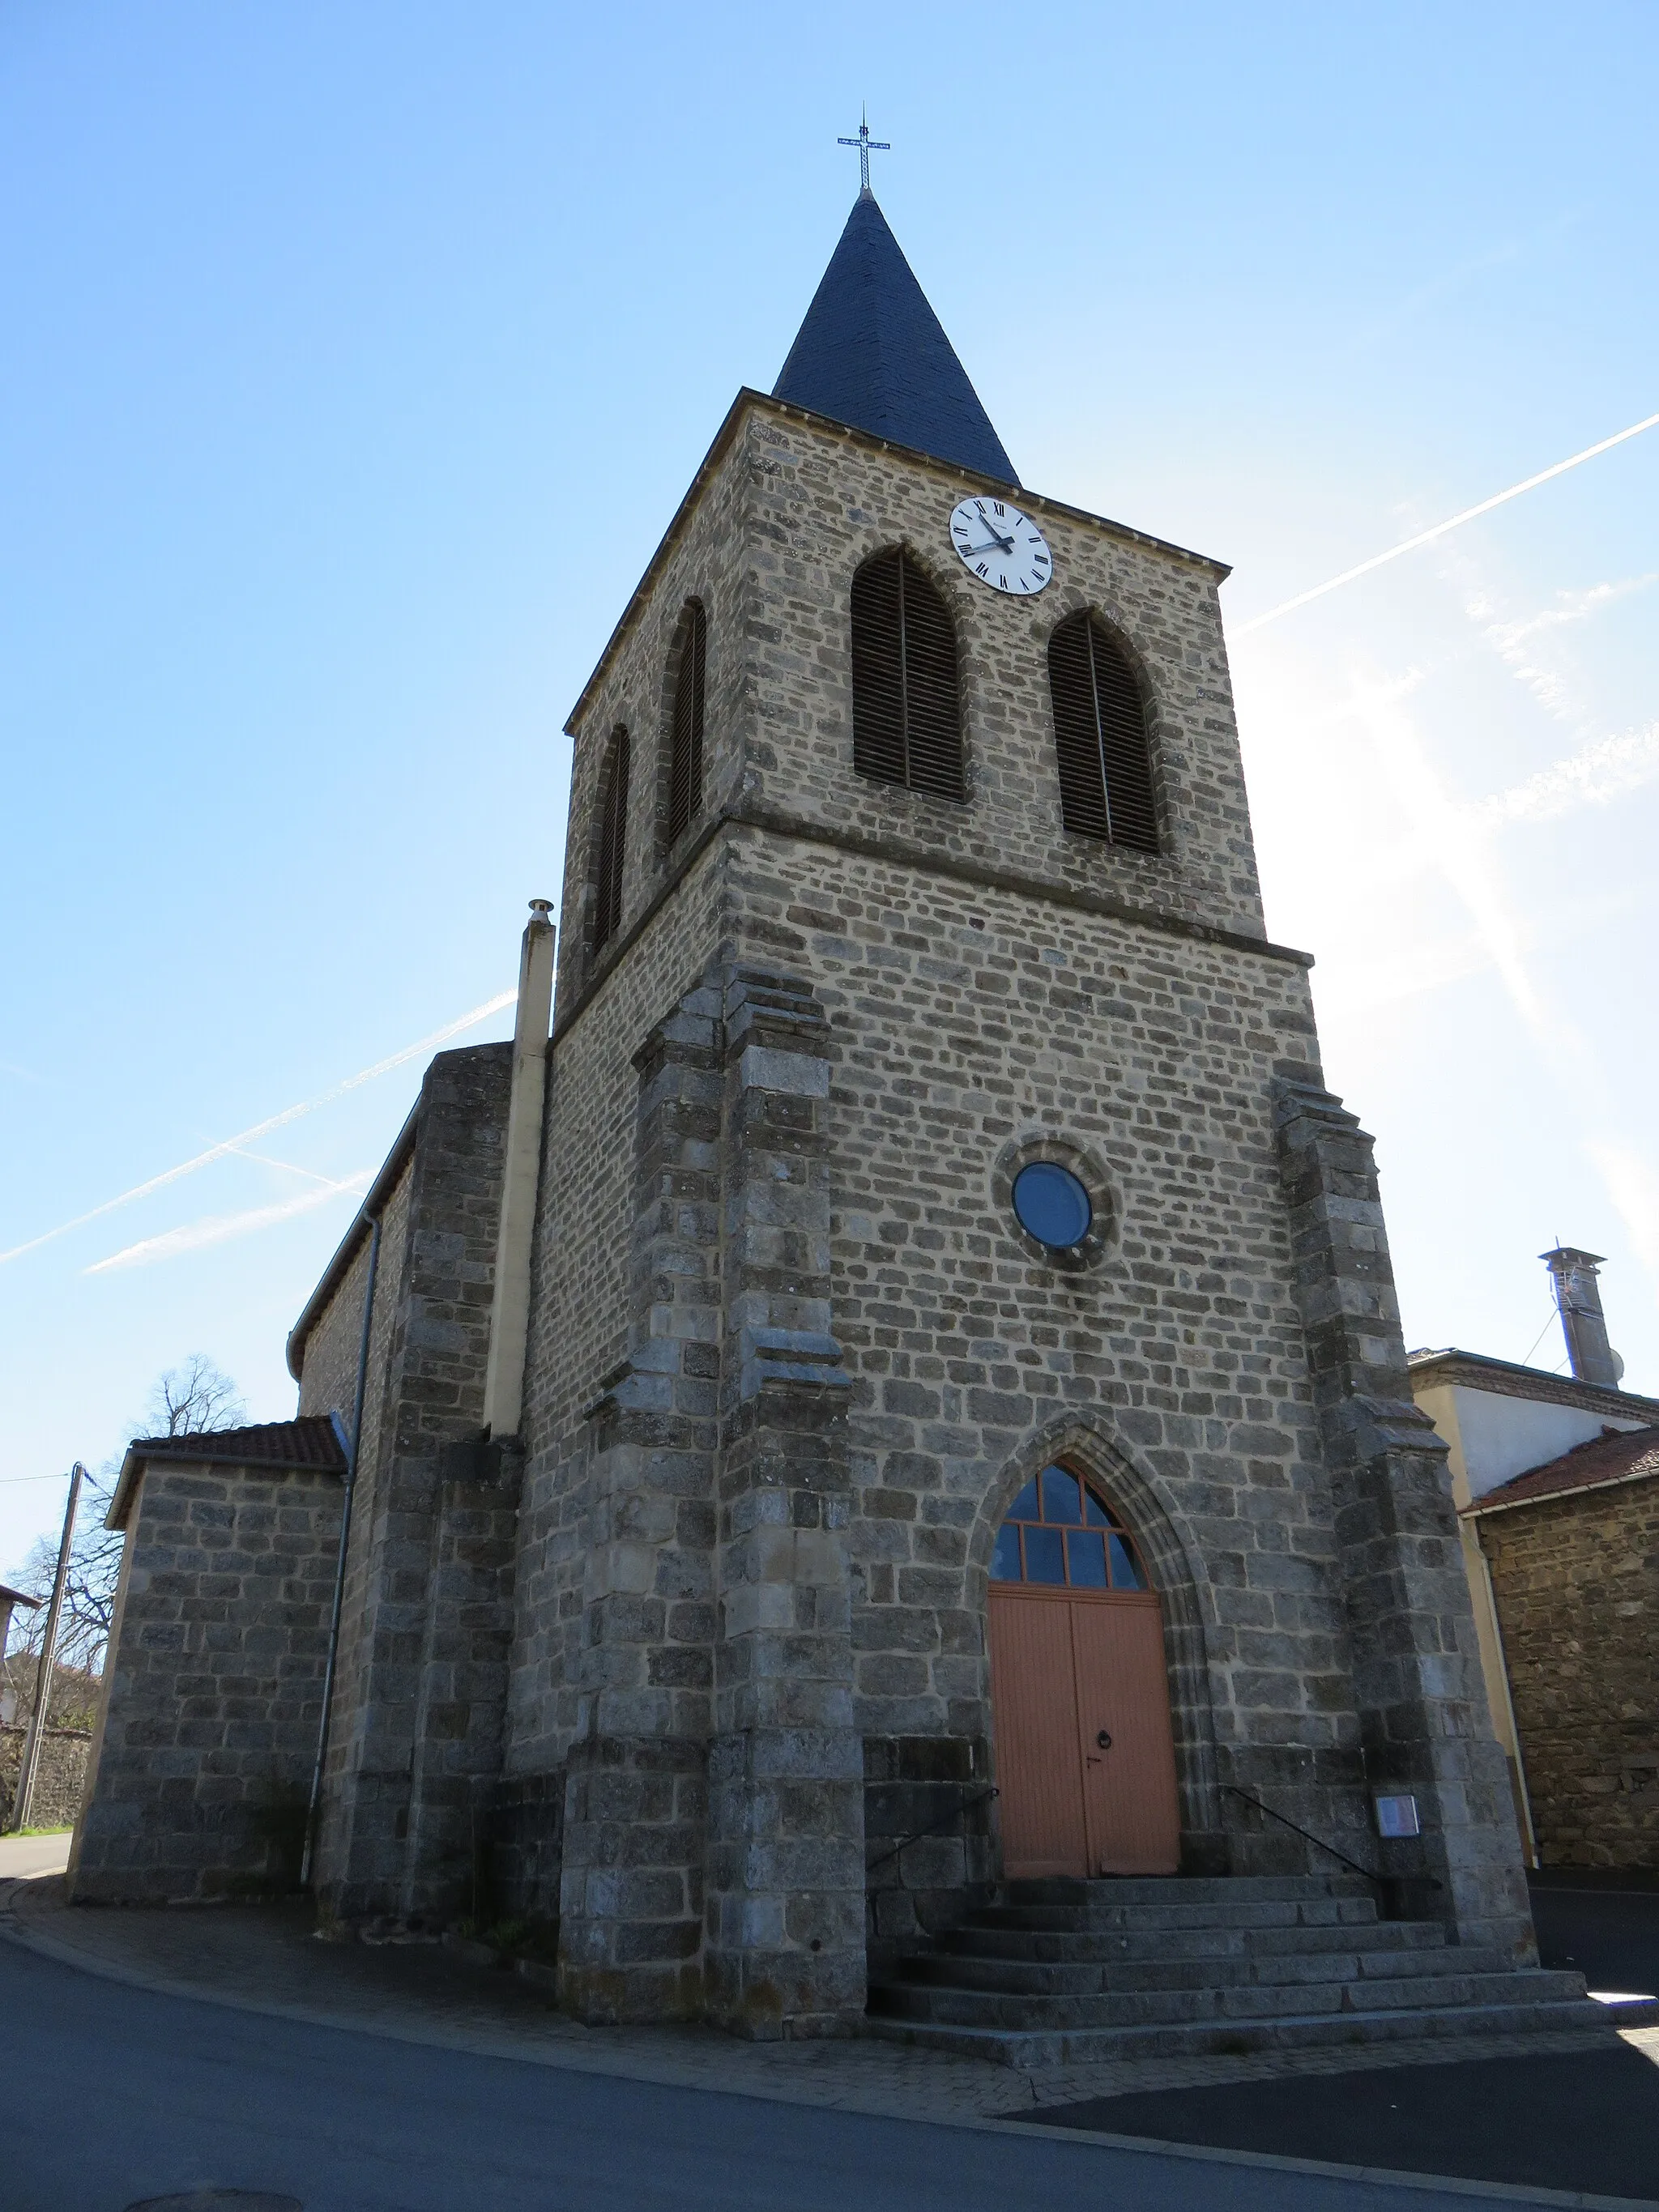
[593,730,629,955]
[667,600,706,847]
[1047,614,1159,853]
[851,549,964,801]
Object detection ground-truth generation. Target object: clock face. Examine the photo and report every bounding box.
[949,497,1052,595]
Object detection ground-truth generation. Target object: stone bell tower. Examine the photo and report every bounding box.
[75,168,1570,2060]
[489,177,1537,2037]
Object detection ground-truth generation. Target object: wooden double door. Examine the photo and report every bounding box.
[988,1584,1181,1878]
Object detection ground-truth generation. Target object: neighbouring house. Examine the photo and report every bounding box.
[1410,1251,1659,1871]
[72,176,1613,2062]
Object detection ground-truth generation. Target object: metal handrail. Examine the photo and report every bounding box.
[1222,1784,1386,1890]
[867,1784,998,1876]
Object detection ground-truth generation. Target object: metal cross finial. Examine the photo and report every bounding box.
[838,109,890,196]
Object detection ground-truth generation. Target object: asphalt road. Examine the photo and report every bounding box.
[1028,2039,1659,2200]
[1532,1876,1659,1998]
[0,1931,1526,2212]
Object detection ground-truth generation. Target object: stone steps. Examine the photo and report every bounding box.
[864,1873,1614,2070]
[903,1942,1508,1999]
[1001,1873,1377,1907]
[979,1894,1381,1933]
[940,1916,1448,1965]
[872,1963,1588,2031]
[866,1994,1615,2070]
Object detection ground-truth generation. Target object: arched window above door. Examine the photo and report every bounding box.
[991,1465,1147,1591]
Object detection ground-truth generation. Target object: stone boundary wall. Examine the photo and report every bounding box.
[1481,1477,1659,1869]
[0,1724,91,1831]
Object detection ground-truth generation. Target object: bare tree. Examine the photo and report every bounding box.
[2,1356,246,1721]
[144,1353,247,1440]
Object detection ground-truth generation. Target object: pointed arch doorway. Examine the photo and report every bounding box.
[988,1464,1181,1879]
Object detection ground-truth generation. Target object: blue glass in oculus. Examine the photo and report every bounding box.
[1011,1161,1092,1249]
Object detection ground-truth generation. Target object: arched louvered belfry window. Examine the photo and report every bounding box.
[1047,612,1160,852]
[850,548,964,801]
[666,599,706,847]
[592,729,629,957]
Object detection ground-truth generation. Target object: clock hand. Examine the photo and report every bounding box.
[961,539,1016,556]
[973,503,1015,553]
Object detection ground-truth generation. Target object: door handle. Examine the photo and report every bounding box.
[1096,1729,1113,1750]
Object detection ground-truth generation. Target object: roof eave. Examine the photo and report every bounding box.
[564,389,1233,739]
[106,1446,145,1531]
[107,1436,348,1530]
[1407,1346,1659,1419]
[1462,1457,1659,1519]
[285,1096,421,1382]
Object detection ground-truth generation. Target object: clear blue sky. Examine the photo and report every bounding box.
[4,3,1656,1566]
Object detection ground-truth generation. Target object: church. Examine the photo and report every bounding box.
[70,164,1596,2061]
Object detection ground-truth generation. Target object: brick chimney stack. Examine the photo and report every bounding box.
[1541,1247,1623,1389]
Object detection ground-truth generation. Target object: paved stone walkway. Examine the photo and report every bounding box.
[3,1860,1650,2142]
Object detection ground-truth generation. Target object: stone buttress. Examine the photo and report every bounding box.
[556,963,864,2034]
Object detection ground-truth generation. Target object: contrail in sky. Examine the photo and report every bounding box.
[87,1171,374,1275]
[1233,410,1659,637]
[0,989,516,1268]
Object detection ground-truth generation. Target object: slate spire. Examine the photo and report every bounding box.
[772,193,1017,484]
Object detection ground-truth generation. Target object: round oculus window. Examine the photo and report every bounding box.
[1011,1161,1092,1251]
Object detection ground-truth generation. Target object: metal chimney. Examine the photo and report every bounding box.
[1541,1247,1624,1389]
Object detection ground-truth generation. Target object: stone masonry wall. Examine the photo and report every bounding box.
[69,1462,343,1903]
[303,1159,411,1856]
[740,403,1264,943]
[1481,1477,1659,1869]
[314,1043,514,1924]
[297,1160,412,1468]
[555,411,754,1016]
[726,829,1358,1873]
[1276,1083,1534,1954]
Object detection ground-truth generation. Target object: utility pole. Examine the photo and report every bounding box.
[6,1462,83,1833]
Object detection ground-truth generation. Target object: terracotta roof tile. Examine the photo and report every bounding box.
[126,1416,347,1473]
[1463,1422,1659,1514]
